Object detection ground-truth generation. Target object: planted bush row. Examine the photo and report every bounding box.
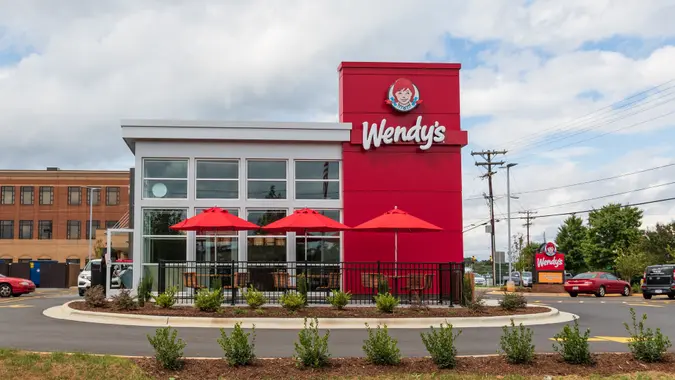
[146,307,671,371]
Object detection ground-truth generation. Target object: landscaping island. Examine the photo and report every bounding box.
[68,300,551,318]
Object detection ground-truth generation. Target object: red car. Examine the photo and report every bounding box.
[0,274,36,298]
[564,272,631,297]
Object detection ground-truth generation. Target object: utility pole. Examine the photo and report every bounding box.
[471,149,507,284]
[519,210,536,245]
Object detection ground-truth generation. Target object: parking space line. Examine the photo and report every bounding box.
[626,303,664,308]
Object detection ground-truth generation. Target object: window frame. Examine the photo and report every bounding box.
[85,188,101,206]
[20,186,34,205]
[68,187,82,205]
[38,220,53,240]
[0,220,13,239]
[294,208,342,263]
[245,208,288,262]
[195,207,240,262]
[0,186,14,205]
[294,160,341,200]
[39,186,54,205]
[141,208,189,269]
[106,187,121,205]
[18,220,33,240]
[142,158,189,200]
[66,220,81,240]
[246,159,288,200]
[105,220,118,229]
[195,159,240,200]
[85,220,101,240]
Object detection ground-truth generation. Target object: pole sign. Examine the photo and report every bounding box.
[533,241,565,284]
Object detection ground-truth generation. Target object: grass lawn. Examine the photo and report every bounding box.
[0,349,674,379]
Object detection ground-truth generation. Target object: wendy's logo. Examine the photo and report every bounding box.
[544,242,557,257]
[385,78,422,112]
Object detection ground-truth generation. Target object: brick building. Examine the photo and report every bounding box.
[0,168,130,266]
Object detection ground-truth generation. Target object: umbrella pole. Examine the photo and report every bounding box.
[394,230,398,276]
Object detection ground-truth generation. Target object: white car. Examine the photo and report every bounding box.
[78,259,120,296]
[474,274,486,286]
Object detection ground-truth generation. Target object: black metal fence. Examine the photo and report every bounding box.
[157,260,465,306]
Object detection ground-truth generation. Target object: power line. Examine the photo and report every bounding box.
[499,79,675,148]
[532,180,675,211]
[512,196,675,220]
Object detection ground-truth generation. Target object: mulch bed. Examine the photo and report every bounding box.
[69,301,549,318]
[135,353,675,379]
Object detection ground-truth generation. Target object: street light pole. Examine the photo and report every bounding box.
[505,163,518,282]
[86,187,101,263]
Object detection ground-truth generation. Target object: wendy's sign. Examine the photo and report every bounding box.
[535,253,565,271]
[534,241,565,284]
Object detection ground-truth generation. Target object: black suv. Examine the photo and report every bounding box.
[641,264,675,299]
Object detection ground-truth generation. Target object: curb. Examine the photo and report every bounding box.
[486,291,642,298]
[42,301,578,329]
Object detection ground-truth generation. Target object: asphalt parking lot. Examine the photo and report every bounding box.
[0,289,673,358]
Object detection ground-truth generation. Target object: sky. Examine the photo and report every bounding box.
[1,0,674,260]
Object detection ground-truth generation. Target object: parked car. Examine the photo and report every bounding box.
[474,274,486,286]
[0,274,36,298]
[564,272,631,297]
[521,271,533,287]
[502,271,521,286]
[564,271,573,282]
[641,264,675,300]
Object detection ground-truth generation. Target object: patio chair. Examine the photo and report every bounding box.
[316,272,341,297]
[402,273,433,302]
[272,271,296,293]
[183,272,205,292]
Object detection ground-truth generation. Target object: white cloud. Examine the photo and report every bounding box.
[1,0,675,259]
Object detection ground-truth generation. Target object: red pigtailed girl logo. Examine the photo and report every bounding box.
[385,78,422,112]
[544,241,557,257]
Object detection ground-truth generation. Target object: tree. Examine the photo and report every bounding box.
[615,244,648,283]
[515,241,540,272]
[639,222,675,264]
[555,215,588,274]
[583,203,643,271]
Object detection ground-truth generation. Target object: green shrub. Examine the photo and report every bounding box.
[466,290,487,314]
[461,274,473,306]
[211,277,222,291]
[294,318,331,368]
[374,292,399,313]
[243,285,267,309]
[217,322,256,366]
[84,285,107,308]
[146,326,186,370]
[111,289,137,311]
[326,290,352,310]
[499,319,535,364]
[552,317,593,365]
[632,283,642,294]
[624,308,672,362]
[297,273,309,305]
[137,275,153,307]
[377,278,389,295]
[153,286,177,309]
[280,292,305,311]
[362,323,401,365]
[499,291,527,311]
[194,288,224,312]
[420,322,461,369]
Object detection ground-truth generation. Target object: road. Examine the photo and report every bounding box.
[1,290,674,358]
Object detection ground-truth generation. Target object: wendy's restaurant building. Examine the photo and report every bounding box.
[115,61,468,304]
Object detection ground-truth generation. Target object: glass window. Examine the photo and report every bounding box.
[246,210,287,262]
[18,220,33,239]
[196,160,238,199]
[295,161,340,200]
[106,187,120,205]
[18,258,31,263]
[86,188,101,206]
[0,220,13,239]
[247,160,287,199]
[0,186,14,205]
[20,186,34,205]
[295,210,341,263]
[195,208,239,262]
[38,220,52,240]
[67,220,81,239]
[66,258,81,266]
[573,273,597,279]
[142,159,188,199]
[0,257,13,263]
[606,273,618,281]
[85,220,100,239]
[105,220,118,229]
[68,187,81,205]
[142,209,187,236]
[39,186,53,205]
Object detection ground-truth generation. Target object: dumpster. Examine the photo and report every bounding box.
[29,260,57,287]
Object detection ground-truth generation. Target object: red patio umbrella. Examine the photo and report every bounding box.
[352,206,442,271]
[262,208,351,261]
[170,207,261,258]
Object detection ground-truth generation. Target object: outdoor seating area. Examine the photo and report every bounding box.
[157,260,465,305]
